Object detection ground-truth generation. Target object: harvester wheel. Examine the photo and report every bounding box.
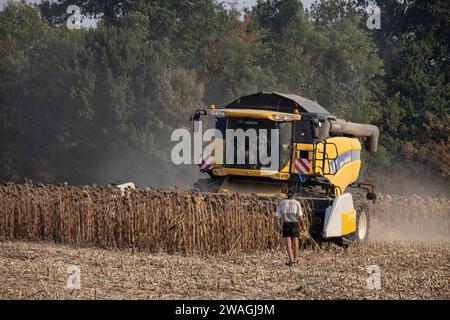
[352,205,370,244]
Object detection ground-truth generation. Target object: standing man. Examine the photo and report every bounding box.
[276,190,306,267]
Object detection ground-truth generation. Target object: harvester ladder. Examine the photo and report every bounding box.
[312,141,339,176]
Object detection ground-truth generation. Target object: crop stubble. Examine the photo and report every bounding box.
[0,241,448,299]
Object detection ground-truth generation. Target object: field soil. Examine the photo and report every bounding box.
[0,241,448,300]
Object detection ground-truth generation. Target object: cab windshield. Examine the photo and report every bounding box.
[223,118,292,171]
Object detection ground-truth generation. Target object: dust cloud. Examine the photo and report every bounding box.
[368,194,450,242]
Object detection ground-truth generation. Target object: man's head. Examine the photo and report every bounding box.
[287,189,295,199]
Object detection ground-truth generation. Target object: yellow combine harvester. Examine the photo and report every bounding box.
[191,92,379,246]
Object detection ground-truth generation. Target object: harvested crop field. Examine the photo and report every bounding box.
[0,241,448,300]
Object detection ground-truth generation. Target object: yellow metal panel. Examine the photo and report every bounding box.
[319,137,362,194]
[221,109,301,121]
[327,161,361,195]
[218,177,288,196]
[213,168,290,180]
[342,209,357,235]
[350,139,362,178]
[295,143,314,152]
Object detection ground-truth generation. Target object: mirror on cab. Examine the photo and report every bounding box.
[310,118,319,139]
[190,110,206,133]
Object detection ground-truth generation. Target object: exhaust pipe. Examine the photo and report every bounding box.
[329,119,379,152]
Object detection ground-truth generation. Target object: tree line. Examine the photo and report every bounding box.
[0,0,448,195]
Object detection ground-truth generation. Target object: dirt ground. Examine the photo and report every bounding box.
[0,241,448,300]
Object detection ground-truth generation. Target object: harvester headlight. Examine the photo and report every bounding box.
[214,169,224,176]
[271,114,299,121]
[207,110,226,117]
[273,172,290,180]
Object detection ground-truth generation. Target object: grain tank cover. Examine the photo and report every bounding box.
[225,92,331,115]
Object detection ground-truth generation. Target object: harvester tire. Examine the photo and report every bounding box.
[352,204,370,244]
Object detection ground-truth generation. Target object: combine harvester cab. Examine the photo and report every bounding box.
[190,92,379,246]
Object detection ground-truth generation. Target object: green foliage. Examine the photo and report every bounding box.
[252,0,303,37]
[366,0,450,193]
[202,10,276,104]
